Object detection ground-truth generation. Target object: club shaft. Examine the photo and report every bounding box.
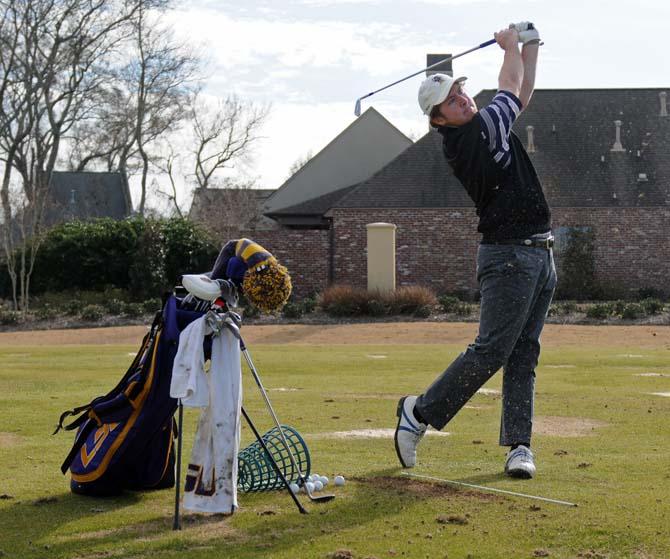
[242,348,304,475]
[241,344,332,501]
[173,401,183,530]
[402,472,577,507]
[358,38,496,102]
[241,406,307,514]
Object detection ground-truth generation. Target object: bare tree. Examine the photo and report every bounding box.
[287,150,313,179]
[190,180,265,239]
[0,0,146,311]
[127,4,198,214]
[192,94,268,190]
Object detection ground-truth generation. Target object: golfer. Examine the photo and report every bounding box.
[394,23,556,478]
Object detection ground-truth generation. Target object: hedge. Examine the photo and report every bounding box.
[0,217,220,298]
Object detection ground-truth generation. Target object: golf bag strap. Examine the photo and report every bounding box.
[53,319,160,437]
[53,404,93,435]
[60,420,96,474]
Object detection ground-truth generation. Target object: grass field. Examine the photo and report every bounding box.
[0,324,669,559]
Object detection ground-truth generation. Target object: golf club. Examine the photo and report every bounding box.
[173,401,184,530]
[402,472,577,507]
[238,340,335,504]
[354,38,496,117]
[240,406,308,514]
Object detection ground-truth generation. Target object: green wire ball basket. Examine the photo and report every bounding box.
[237,425,311,492]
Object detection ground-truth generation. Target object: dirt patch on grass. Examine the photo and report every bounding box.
[534,416,609,437]
[0,432,22,447]
[0,323,668,348]
[354,475,502,502]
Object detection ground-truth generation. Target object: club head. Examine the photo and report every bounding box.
[354,98,361,117]
[310,493,335,503]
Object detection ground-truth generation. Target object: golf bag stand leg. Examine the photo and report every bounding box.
[173,401,183,530]
[240,337,334,503]
[241,406,307,514]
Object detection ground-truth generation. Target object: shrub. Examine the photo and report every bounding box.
[31,218,142,293]
[389,286,438,315]
[104,298,127,315]
[612,300,628,316]
[80,304,105,321]
[439,294,472,316]
[122,303,145,317]
[640,298,664,315]
[282,302,303,319]
[142,298,163,314]
[34,305,59,320]
[319,285,369,317]
[301,296,317,314]
[585,303,613,319]
[242,304,260,319]
[64,298,85,316]
[319,285,437,317]
[621,302,644,320]
[554,229,601,300]
[161,218,219,285]
[0,309,20,325]
[548,301,578,316]
[413,305,432,319]
[366,298,388,317]
[128,220,167,298]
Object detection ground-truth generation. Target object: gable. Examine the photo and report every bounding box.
[264,107,413,213]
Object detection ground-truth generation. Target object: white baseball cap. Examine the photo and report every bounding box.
[417,73,467,116]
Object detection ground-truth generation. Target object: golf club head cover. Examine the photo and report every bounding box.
[509,21,540,45]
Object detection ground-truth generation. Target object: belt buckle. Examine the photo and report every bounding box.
[542,237,554,249]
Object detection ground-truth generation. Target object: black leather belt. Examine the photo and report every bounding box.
[484,236,555,249]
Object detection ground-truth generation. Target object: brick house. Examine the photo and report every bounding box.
[193,87,670,299]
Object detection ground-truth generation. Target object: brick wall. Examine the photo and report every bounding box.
[230,206,670,298]
[234,228,330,297]
[329,206,670,296]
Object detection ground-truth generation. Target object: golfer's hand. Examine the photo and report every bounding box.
[509,21,540,45]
[494,28,520,51]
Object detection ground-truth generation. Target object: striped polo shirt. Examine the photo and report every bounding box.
[476,90,522,170]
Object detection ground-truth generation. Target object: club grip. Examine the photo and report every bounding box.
[480,38,497,48]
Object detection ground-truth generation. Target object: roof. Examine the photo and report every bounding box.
[266,185,359,217]
[189,187,279,232]
[334,88,670,209]
[46,171,132,225]
[263,106,413,215]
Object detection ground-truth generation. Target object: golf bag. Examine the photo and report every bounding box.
[56,295,209,496]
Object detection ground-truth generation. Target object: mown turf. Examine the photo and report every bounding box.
[0,336,669,558]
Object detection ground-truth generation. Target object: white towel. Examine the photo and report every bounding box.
[169,316,209,407]
[173,317,242,514]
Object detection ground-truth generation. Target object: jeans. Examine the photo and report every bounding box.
[415,243,557,446]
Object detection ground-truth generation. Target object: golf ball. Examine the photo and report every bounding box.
[320,476,329,486]
[314,480,324,491]
[305,481,315,493]
[289,483,300,494]
[334,475,345,486]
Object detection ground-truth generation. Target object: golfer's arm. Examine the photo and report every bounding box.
[519,43,539,109]
[497,45,523,99]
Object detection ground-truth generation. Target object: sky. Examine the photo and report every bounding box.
[164,0,670,192]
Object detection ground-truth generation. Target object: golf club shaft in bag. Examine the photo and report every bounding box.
[354,38,496,116]
[173,401,184,530]
[172,402,307,529]
[240,339,335,503]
